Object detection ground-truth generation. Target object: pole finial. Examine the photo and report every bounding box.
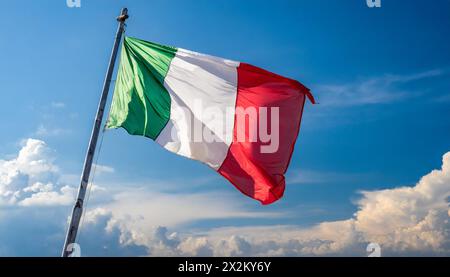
[117,8,129,22]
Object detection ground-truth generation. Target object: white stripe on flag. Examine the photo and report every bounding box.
[156,49,239,169]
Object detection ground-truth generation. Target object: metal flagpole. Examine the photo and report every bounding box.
[62,8,129,257]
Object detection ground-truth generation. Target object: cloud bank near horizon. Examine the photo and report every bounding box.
[0,138,449,256]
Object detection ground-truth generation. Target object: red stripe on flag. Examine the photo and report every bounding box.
[218,63,310,204]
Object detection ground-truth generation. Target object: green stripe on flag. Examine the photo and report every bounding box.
[106,37,176,139]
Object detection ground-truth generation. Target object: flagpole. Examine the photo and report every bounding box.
[62,8,129,257]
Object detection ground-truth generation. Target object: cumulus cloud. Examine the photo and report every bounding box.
[82,189,282,253]
[1,138,448,256]
[84,152,450,256]
[353,152,450,253]
[0,139,75,206]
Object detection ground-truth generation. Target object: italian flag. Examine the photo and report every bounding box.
[107,37,314,204]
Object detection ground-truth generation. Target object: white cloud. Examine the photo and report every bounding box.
[1,138,448,256]
[314,69,443,107]
[0,139,75,206]
[84,151,450,256]
[19,185,76,206]
[84,189,282,249]
[353,152,450,253]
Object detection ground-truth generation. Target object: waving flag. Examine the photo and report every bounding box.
[107,37,314,204]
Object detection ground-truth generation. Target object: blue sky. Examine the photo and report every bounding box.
[0,0,449,256]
